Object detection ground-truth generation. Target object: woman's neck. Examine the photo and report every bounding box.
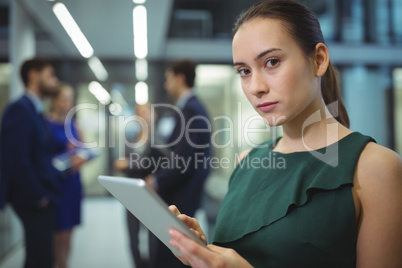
[274,99,350,153]
[48,111,66,123]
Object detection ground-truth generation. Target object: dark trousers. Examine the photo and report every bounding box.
[13,204,55,268]
[149,232,188,268]
[126,209,148,268]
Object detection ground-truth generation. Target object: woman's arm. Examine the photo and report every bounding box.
[355,143,402,268]
[69,123,87,172]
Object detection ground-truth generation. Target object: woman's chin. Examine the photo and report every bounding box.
[261,114,286,127]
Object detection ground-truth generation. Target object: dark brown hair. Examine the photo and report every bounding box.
[233,0,350,128]
[20,58,53,87]
[167,59,197,88]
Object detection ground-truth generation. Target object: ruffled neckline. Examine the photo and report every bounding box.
[214,132,375,244]
[270,132,359,156]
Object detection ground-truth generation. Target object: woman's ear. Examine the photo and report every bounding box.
[314,43,329,77]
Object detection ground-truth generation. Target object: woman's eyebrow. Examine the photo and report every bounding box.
[254,48,281,61]
[233,48,282,67]
[233,62,245,67]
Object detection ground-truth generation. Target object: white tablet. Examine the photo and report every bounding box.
[97,175,204,256]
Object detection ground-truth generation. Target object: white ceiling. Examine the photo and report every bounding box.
[22,0,175,60]
[2,0,402,68]
[11,0,233,62]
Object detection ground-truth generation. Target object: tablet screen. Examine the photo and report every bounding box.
[97,175,205,256]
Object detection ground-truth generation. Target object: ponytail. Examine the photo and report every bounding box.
[321,61,350,128]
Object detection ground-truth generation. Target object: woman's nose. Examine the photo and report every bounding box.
[249,71,269,96]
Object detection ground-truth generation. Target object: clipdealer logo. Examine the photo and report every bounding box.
[63,101,341,168]
[63,102,277,152]
[301,101,340,167]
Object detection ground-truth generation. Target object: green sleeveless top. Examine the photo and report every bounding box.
[213,132,375,268]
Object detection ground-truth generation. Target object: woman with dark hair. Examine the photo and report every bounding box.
[167,0,402,267]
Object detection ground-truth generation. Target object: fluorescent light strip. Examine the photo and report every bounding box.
[135,82,148,105]
[134,37,148,59]
[133,5,148,59]
[109,102,123,116]
[133,0,146,4]
[88,81,111,104]
[135,59,148,81]
[53,3,94,58]
[133,5,147,37]
[111,89,129,108]
[88,56,109,81]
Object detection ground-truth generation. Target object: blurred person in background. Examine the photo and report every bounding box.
[0,58,60,268]
[144,59,211,268]
[114,102,166,268]
[47,83,87,268]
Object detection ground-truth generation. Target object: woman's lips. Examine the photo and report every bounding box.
[257,102,278,112]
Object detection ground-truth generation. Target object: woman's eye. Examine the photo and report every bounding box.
[238,69,250,77]
[267,59,280,68]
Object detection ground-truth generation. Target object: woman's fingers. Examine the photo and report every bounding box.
[169,229,254,268]
[169,228,212,268]
[169,205,181,216]
[178,215,207,244]
[169,205,207,244]
[190,228,207,245]
[178,214,199,229]
[178,214,198,228]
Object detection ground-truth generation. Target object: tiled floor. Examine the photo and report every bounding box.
[0,193,216,268]
[0,197,138,268]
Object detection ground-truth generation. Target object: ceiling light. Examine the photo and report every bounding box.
[133,5,148,59]
[111,88,129,108]
[88,56,109,81]
[135,59,148,81]
[133,5,147,37]
[135,82,148,105]
[88,81,111,104]
[133,0,146,3]
[53,3,94,58]
[134,38,148,59]
[109,102,123,116]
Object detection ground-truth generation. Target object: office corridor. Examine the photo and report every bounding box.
[0,197,138,268]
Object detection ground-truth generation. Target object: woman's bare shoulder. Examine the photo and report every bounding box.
[354,141,402,208]
[237,149,252,164]
[356,142,401,186]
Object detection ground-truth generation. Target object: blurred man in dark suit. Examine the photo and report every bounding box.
[145,59,211,268]
[0,58,60,268]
